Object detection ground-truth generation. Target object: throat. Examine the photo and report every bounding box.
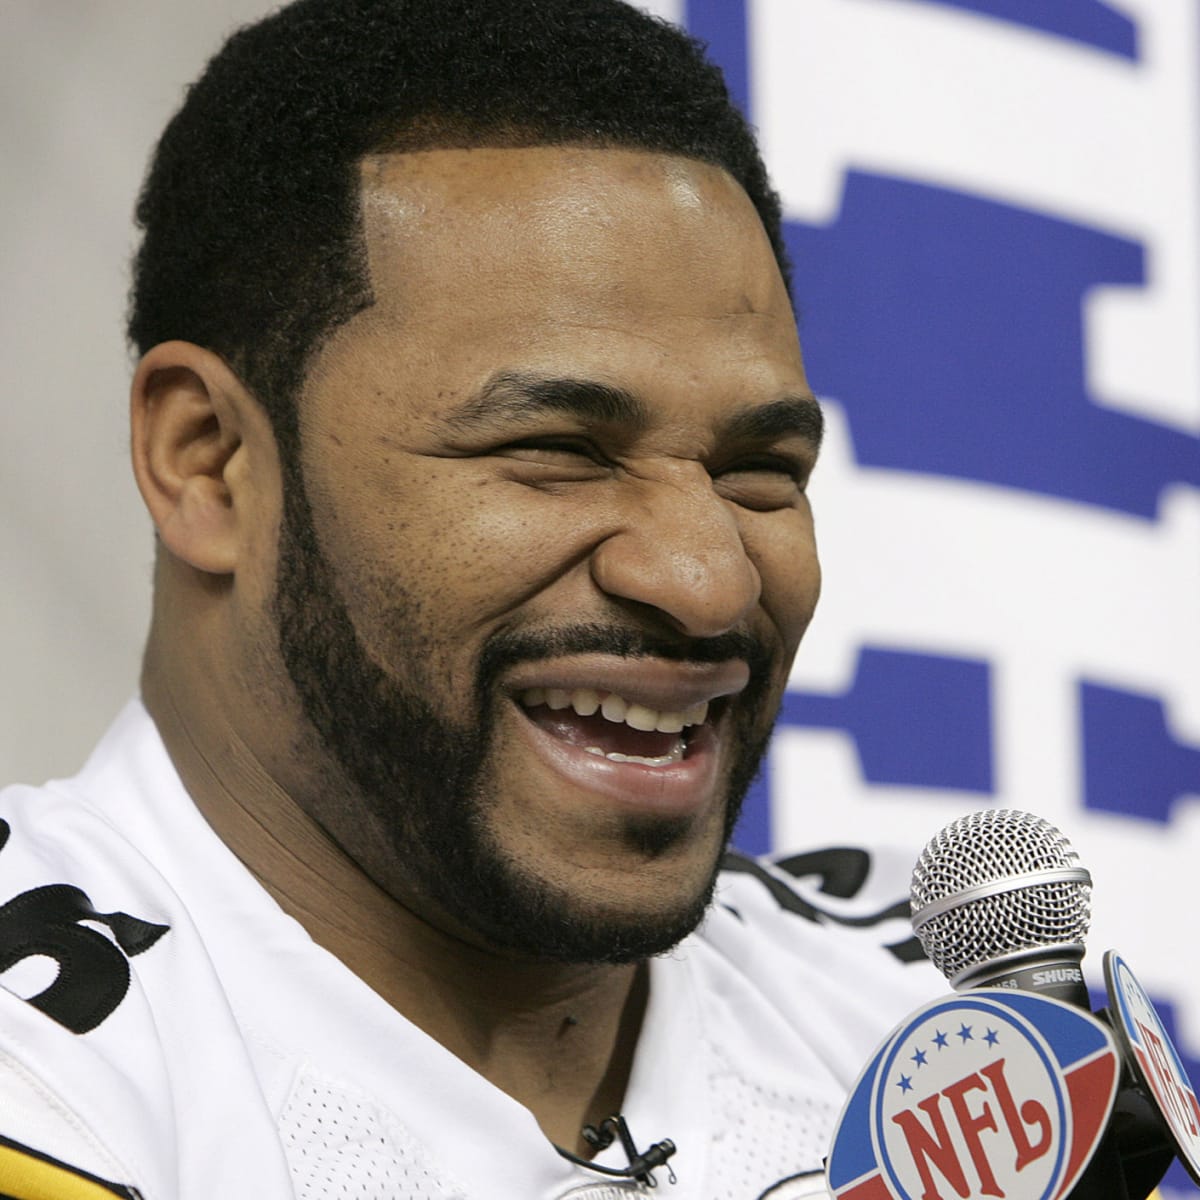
[521,963,651,1158]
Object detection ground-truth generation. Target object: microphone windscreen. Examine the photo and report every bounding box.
[910,809,1092,987]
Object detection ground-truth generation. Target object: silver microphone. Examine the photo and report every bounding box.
[910,808,1093,1006]
[908,810,1182,1197]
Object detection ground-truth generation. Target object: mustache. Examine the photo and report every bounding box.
[476,623,774,699]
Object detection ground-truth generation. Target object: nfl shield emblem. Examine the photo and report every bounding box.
[828,991,1119,1200]
[1104,951,1200,1186]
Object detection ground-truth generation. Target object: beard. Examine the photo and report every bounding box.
[271,462,779,963]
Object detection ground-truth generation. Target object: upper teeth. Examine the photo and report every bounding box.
[519,687,708,733]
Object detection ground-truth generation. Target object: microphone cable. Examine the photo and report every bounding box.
[554,1114,677,1188]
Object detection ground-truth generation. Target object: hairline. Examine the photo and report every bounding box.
[281,134,788,463]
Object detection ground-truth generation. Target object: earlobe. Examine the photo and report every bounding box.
[130,341,255,575]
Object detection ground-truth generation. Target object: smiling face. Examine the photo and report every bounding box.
[270,147,821,961]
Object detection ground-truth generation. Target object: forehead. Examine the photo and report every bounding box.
[309,146,805,421]
[359,144,780,286]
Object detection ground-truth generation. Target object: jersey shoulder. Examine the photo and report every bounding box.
[705,842,947,1047]
[717,842,930,966]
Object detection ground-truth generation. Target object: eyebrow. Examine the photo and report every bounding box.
[444,369,823,448]
[444,371,647,431]
[721,395,824,449]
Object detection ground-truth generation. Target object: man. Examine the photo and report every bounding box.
[0,2,935,1196]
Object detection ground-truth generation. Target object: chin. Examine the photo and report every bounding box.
[515,895,715,965]
[460,827,725,965]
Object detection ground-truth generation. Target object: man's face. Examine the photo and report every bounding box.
[272,147,821,961]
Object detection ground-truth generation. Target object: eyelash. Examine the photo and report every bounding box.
[717,455,809,485]
[497,438,811,491]
[512,436,597,454]
[499,436,614,467]
[720,453,806,477]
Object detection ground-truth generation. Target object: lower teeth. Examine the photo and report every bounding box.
[583,743,685,767]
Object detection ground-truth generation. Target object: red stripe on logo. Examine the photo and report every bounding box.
[1061,1053,1119,1191]
[838,1172,894,1200]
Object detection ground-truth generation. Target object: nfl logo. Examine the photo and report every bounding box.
[828,992,1120,1200]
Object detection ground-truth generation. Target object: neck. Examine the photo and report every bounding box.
[141,635,647,1154]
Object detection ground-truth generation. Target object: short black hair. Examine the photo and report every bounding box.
[128,0,789,457]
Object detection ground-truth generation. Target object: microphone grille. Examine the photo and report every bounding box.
[910,809,1092,985]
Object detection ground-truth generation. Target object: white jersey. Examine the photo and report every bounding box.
[0,702,941,1200]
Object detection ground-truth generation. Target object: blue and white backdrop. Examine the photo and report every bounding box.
[707,4,1200,1194]
[1,2,1197,1193]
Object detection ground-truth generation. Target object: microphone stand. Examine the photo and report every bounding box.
[1068,1027,1177,1200]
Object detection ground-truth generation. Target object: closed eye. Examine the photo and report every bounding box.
[721,454,807,482]
[498,435,604,459]
[493,436,614,476]
[713,455,813,510]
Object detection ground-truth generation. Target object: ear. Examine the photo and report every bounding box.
[130,341,269,574]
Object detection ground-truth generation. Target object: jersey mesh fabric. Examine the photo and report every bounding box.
[704,1041,834,1199]
[278,1038,839,1199]
[280,1068,468,1199]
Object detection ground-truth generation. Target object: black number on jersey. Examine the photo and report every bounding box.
[0,819,170,1033]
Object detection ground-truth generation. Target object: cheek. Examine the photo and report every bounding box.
[310,465,612,660]
[743,507,822,648]
[406,485,597,621]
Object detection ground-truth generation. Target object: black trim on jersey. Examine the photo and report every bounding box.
[721,852,822,922]
[887,936,931,964]
[0,819,170,1034]
[773,846,871,899]
[756,1167,826,1198]
[721,849,928,965]
[0,1132,143,1198]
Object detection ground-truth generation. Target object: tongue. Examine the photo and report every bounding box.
[523,705,682,759]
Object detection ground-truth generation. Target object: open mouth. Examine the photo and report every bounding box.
[517,686,715,767]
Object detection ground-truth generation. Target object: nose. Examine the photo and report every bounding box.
[589,465,761,639]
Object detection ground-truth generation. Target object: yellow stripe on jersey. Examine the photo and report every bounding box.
[0,1140,136,1200]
